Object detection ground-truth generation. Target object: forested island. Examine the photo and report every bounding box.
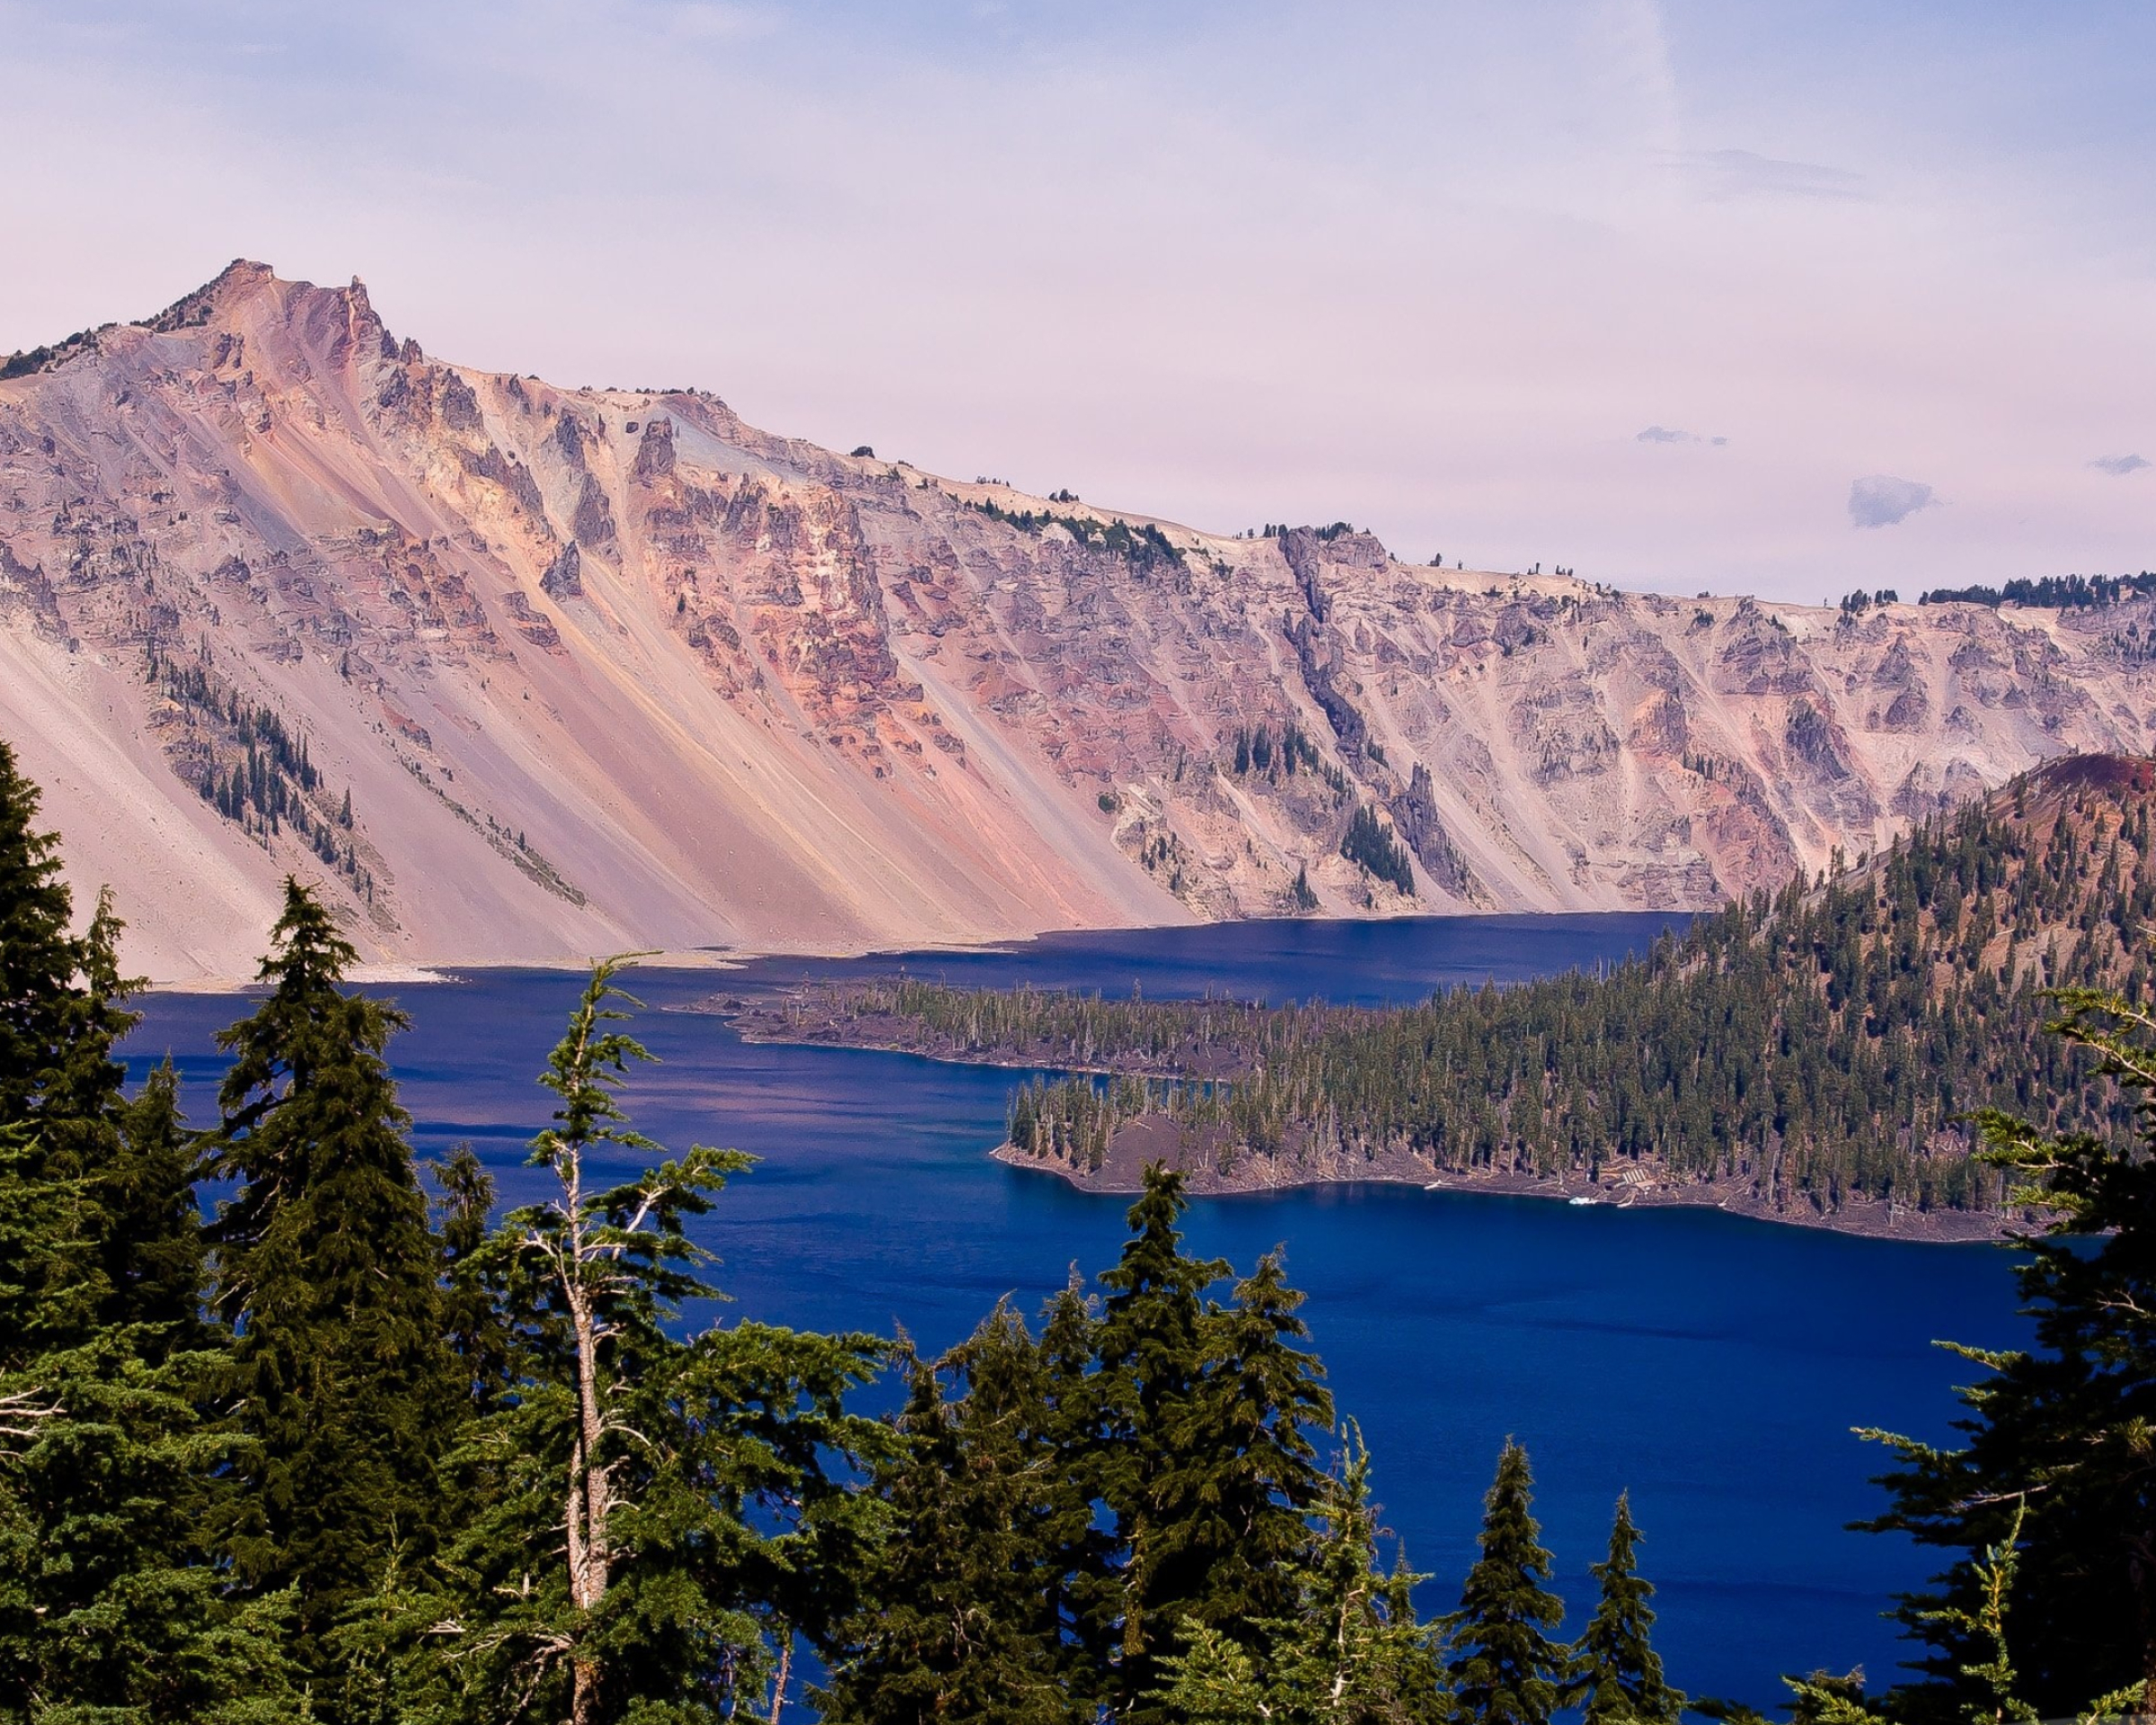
[6,732,2156,1721]
[729,756,2156,1241]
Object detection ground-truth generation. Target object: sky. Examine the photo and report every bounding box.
[2,0,2150,602]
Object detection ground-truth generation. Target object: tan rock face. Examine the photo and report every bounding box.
[4,262,2153,981]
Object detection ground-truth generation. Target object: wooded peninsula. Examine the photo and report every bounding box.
[728,756,2156,1241]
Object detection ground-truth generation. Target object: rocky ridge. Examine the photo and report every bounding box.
[4,262,2154,980]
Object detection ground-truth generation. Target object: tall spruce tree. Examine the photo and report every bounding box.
[1444,1441,1568,1725]
[1198,1251,1337,1632]
[0,749,292,1719]
[205,879,460,1670]
[1862,988,2156,1719]
[1570,1493,1681,1725]
[1091,1163,1233,1715]
[0,1123,298,1723]
[1090,1167,1339,1720]
[0,739,82,1128]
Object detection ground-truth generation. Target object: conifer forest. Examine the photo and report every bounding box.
[4,735,2154,1722]
[762,758,2156,1225]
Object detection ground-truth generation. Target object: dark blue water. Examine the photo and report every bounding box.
[124,913,2025,1706]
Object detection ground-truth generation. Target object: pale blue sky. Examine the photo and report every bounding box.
[3,2,2149,599]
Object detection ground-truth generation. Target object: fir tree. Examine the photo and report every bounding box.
[102,1060,209,1352]
[1570,1493,1681,1725]
[1159,1424,1445,1723]
[1444,1441,1568,1725]
[1188,1250,1336,1636]
[817,1320,1074,1725]
[1090,1163,1233,1716]
[0,1119,297,1721]
[0,739,83,1127]
[422,958,888,1725]
[1862,988,2156,1718]
[205,879,460,1676]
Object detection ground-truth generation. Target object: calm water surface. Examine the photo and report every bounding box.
[126,913,2024,1706]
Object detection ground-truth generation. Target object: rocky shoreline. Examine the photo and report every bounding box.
[989,1137,2016,1243]
[722,1006,2019,1245]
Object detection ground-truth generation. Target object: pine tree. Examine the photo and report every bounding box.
[423,959,888,1725]
[1863,988,2156,1718]
[817,1318,1074,1725]
[1186,1250,1336,1635]
[0,1113,296,1721]
[1090,1163,1233,1717]
[1444,1441,1568,1725]
[0,739,82,1128]
[102,1060,209,1352]
[1156,1425,1444,1723]
[205,878,460,1677]
[1570,1493,1681,1725]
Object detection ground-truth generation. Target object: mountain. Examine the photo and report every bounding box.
[751,753,2156,1237]
[4,262,2156,980]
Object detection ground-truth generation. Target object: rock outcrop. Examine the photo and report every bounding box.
[4,262,2154,980]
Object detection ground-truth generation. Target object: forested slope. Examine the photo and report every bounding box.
[743,755,2156,1231]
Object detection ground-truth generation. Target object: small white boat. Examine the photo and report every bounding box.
[1568,1195,1599,1206]
[1423,1181,1445,1191]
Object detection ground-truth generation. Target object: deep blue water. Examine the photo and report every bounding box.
[124,912,2026,1707]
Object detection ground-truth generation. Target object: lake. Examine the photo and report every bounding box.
[124,911,2026,1706]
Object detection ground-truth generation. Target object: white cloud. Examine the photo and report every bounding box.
[1849,475,1937,528]
[1680,148,1868,201]
[1637,426,1727,446]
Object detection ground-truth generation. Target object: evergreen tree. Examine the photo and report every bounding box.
[103,1059,209,1351]
[817,1320,1074,1725]
[1188,1250,1337,1635]
[1090,1163,1233,1715]
[1444,1441,1568,1725]
[420,959,888,1725]
[1862,988,2156,1718]
[205,879,460,1677]
[0,1116,296,1722]
[0,739,83,1127]
[1159,1424,1445,1724]
[1570,1493,1681,1725]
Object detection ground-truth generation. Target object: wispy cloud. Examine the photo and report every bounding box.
[1637,425,1727,446]
[1682,148,1868,202]
[2092,453,2150,476]
[1849,475,1936,528]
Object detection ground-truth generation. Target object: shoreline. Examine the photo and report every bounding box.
[989,1143,2017,1245]
[725,1016,2017,1246]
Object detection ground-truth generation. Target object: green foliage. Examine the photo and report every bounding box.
[969,496,1187,575]
[817,1322,1076,1725]
[0,739,91,1128]
[802,766,2156,1215]
[1444,1441,1568,1725]
[1917,571,2156,609]
[1341,805,1415,895]
[1155,1424,1445,1723]
[1570,1493,1682,1725]
[205,879,462,1671]
[1860,988,2156,1720]
[410,959,891,1725]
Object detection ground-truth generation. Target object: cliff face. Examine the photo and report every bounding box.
[4,263,2153,979]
